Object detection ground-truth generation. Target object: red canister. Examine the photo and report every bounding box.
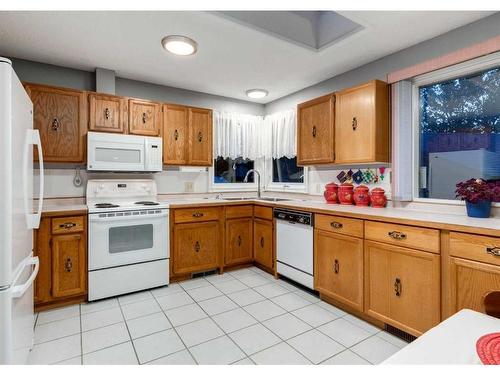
[323,182,339,204]
[338,183,354,205]
[370,187,387,208]
[353,185,370,206]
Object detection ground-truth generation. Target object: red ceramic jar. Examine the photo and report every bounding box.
[323,182,339,204]
[370,187,387,208]
[338,183,354,205]
[353,185,370,206]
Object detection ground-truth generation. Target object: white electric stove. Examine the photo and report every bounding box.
[86,179,169,301]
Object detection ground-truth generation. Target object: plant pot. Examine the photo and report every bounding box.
[466,200,492,218]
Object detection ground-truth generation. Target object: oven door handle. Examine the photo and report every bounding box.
[89,211,168,222]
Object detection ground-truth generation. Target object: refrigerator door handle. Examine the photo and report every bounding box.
[11,256,39,299]
[25,129,44,229]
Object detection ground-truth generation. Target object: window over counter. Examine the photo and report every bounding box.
[210,156,258,191]
[267,156,307,192]
[413,53,500,202]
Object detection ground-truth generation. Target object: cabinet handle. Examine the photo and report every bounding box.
[65,257,73,272]
[352,117,358,130]
[388,231,407,240]
[198,131,203,142]
[237,235,242,247]
[174,129,179,141]
[142,112,147,124]
[260,237,264,248]
[312,126,317,137]
[104,107,110,120]
[194,241,200,252]
[192,212,204,218]
[330,221,343,229]
[51,118,61,131]
[334,259,339,274]
[394,278,402,296]
[59,222,77,229]
[486,247,500,256]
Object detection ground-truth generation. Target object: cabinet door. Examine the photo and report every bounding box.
[254,219,273,270]
[314,230,363,311]
[173,221,219,274]
[365,240,440,336]
[449,257,500,315]
[297,94,335,165]
[225,218,253,266]
[129,99,161,136]
[188,108,213,166]
[89,93,127,133]
[163,104,188,165]
[26,84,86,162]
[335,80,389,163]
[51,234,87,299]
[34,218,52,305]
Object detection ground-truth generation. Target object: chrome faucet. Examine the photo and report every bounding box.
[244,169,261,199]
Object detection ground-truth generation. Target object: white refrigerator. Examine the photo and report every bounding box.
[0,57,44,364]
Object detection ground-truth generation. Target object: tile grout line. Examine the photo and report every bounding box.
[117,294,141,364]
[79,304,83,365]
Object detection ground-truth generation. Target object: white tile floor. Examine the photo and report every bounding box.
[29,266,407,365]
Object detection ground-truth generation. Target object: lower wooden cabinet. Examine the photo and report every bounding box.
[173,221,219,274]
[254,219,274,270]
[225,218,253,266]
[364,240,440,336]
[314,230,363,311]
[34,214,87,310]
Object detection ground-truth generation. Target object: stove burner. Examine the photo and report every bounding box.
[95,203,120,208]
[134,201,160,206]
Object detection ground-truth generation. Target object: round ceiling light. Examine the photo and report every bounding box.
[246,89,268,99]
[161,35,198,56]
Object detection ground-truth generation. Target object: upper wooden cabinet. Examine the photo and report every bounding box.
[25,83,87,163]
[88,93,128,134]
[335,80,390,164]
[297,94,335,165]
[163,105,213,166]
[129,98,162,136]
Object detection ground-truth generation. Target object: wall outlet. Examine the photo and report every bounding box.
[184,181,194,193]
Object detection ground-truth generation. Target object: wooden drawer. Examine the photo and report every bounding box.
[450,232,500,267]
[365,221,440,253]
[315,214,363,238]
[51,216,85,234]
[225,205,253,219]
[174,207,221,223]
[254,205,273,221]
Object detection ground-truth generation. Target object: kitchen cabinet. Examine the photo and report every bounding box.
[129,98,162,136]
[88,93,128,133]
[225,206,253,266]
[314,229,364,312]
[335,80,389,164]
[297,94,335,165]
[34,214,87,310]
[254,218,274,271]
[162,105,213,166]
[25,83,87,163]
[364,240,440,336]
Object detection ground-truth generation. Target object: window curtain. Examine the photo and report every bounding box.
[213,109,296,160]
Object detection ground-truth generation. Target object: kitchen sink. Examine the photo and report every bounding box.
[221,197,255,201]
[220,197,292,202]
[257,197,293,202]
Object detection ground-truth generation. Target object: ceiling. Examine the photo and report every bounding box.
[0,11,494,103]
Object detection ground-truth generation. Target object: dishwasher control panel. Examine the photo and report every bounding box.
[273,208,313,226]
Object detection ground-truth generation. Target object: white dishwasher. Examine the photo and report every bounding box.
[275,208,314,289]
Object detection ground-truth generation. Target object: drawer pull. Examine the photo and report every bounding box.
[142,112,147,124]
[59,222,77,229]
[192,212,204,218]
[486,247,500,257]
[198,131,203,142]
[194,241,200,252]
[312,126,317,137]
[334,259,339,274]
[352,117,358,131]
[237,235,242,247]
[174,129,179,140]
[104,107,110,120]
[330,221,343,229]
[65,257,73,272]
[394,278,402,297]
[260,237,264,248]
[388,231,407,240]
[51,118,61,131]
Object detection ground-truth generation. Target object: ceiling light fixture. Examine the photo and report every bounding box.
[246,89,268,99]
[161,35,198,56]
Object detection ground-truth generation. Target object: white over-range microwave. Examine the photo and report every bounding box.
[87,131,163,172]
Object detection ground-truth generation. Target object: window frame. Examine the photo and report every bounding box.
[264,157,308,193]
[208,157,261,192]
[411,51,500,205]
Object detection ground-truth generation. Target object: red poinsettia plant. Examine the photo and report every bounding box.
[455,178,500,203]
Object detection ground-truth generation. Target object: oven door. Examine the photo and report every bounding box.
[88,209,169,271]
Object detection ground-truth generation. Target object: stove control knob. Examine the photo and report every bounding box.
[298,217,304,223]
